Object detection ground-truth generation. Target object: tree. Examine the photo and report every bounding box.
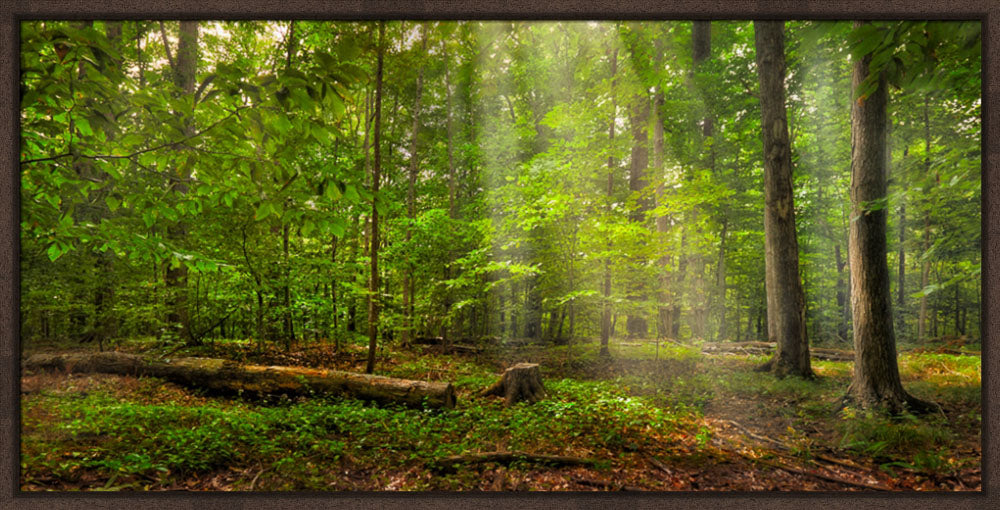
[843,21,934,414]
[163,20,199,345]
[401,23,427,347]
[752,21,812,378]
[366,21,386,374]
[599,34,618,357]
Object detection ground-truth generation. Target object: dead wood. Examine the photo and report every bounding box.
[754,457,891,491]
[480,362,546,406]
[22,352,456,409]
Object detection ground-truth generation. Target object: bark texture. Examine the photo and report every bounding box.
[753,21,812,378]
[480,363,546,406]
[626,96,651,338]
[165,21,199,344]
[845,22,934,414]
[23,352,456,409]
[366,22,385,374]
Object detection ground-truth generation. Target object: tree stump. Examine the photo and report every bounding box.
[479,363,545,406]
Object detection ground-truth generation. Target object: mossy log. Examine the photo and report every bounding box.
[479,362,545,406]
[22,352,456,409]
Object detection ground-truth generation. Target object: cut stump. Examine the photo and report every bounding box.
[480,362,545,406]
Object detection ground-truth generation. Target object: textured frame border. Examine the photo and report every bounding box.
[0,1,995,509]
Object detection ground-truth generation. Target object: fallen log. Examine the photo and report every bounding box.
[702,342,854,362]
[429,343,481,355]
[22,352,456,409]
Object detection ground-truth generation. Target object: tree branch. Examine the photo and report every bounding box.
[158,21,176,72]
[21,106,249,166]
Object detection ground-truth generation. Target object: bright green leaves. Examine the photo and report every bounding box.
[46,240,72,262]
[254,201,279,221]
[849,21,981,100]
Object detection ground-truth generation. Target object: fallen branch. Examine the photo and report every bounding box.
[644,454,673,475]
[755,457,890,491]
[719,419,789,450]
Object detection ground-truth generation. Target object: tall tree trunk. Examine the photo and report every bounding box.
[715,218,728,341]
[753,21,812,378]
[282,222,293,349]
[918,96,932,342]
[653,81,673,339]
[443,39,457,344]
[671,233,687,338]
[164,21,198,345]
[626,95,651,338]
[835,243,848,342]
[366,22,385,374]
[897,147,907,338]
[844,21,933,413]
[402,24,427,348]
[600,40,618,357]
[330,235,338,345]
[688,20,712,341]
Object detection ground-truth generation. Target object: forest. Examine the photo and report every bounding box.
[18,19,981,491]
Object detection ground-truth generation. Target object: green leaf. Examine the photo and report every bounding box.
[75,117,93,137]
[105,196,120,212]
[324,180,342,201]
[255,201,272,220]
[329,218,346,238]
[46,242,65,262]
[343,184,360,203]
[273,114,293,135]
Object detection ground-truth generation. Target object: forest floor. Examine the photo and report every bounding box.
[19,335,981,491]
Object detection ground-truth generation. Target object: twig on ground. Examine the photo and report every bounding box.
[248,464,269,491]
[644,454,673,475]
[755,457,890,491]
[719,418,789,450]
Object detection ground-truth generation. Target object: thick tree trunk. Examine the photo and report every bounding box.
[689,21,713,342]
[653,83,673,340]
[23,352,456,409]
[844,22,934,414]
[480,363,546,406]
[753,21,812,378]
[164,20,198,345]
[626,96,651,338]
[366,22,385,374]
